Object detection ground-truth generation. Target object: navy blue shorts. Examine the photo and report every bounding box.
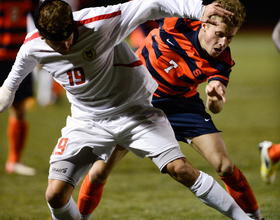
[152,93,220,143]
[0,61,33,102]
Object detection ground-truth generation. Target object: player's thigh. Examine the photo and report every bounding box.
[89,145,128,183]
[120,107,182,173]
[123,107,179,156]
[49,147,99,188]
[191,133,234,174]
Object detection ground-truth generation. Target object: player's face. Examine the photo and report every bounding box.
[44,33,74,55]
[199,21,238,57]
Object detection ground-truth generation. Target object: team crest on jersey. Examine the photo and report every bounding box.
[82,48,96,61]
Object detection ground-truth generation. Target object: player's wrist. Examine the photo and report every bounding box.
[207,96,219,102]
[0,86,16,113]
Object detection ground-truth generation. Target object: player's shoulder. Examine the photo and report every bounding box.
[24,29,40,44]
[184,19,202,30]
[73,5,122,24]
[159,18,201,31]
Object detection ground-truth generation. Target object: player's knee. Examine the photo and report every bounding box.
[215,158,234,177]
[89,171,108,184]
[45,181,72,209]
[166,158,200,187]
[89,167,108,184]
[46,187,64,208]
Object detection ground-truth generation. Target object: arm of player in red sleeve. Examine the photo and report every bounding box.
[205,80,226,114]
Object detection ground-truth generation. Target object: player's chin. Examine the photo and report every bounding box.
[210,51,219,57]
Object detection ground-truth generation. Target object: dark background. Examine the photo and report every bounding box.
[90,0,279,30]
[204,0,279,30]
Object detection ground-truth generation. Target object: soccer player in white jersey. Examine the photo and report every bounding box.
[272,19,280,53]
[0,0,255,219]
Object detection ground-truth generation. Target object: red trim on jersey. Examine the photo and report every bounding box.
[23,11,121,44]
[113,60,143,67]
[77,11,121,26]
[24,32,40,44]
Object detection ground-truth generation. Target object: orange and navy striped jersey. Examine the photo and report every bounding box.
[0,0,37,61]
[136,17,235,98]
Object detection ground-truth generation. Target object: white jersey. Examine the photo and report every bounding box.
[3,0,205,119]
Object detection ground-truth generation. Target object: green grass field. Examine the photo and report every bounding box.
[0,30,279,220]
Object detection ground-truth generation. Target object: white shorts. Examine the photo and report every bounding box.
[49,105,185,187]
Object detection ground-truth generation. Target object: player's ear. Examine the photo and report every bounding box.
[201,22,208,32]
[38,32,45,40]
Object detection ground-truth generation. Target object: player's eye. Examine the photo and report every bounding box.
[216,32,225,38]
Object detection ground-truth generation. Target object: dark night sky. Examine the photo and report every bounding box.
[204,0,279,29]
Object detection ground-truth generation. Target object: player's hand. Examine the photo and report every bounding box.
[0,86,16,113]
[201,3,233,25]
[205,81,226,103]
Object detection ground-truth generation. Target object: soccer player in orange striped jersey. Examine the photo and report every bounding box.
[136,8,263,219]
[258,20,280,185]
[140,1,262,219]
[259,141,280,184]
[77,0,264,220]
[0,0,38,176]
[137,18,234,100]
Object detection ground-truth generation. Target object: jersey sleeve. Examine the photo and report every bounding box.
[101,0,205,46]
[3,38,38,91]
[208,69,231,86]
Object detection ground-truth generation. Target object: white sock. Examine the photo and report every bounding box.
[189,171,252,220]
[80,213,93,220]
[247,207,262,220]
[48,196,80,220]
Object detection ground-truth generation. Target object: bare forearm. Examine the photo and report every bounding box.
[205,80,226,114]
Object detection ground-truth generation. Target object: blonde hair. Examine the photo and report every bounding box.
[211,0,246,28]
